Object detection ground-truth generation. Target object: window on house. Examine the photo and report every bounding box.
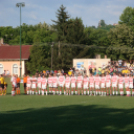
[13,64,18,74]
[0,64,3,74]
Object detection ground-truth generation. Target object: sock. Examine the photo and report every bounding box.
[120,91,124,96]
[5,90,7,95]
[75,90,77,94]
[71,90,74,95]
[30,90,32,94]
[64,90,66,95]
[87,90,89,95]
[46,91,47,95]
[42,90,44,95]
[32,91,34,95]
[27,90,29,95]
[99,91,101,95]
[132,91,134,95]
[116,91,118,95]
[113,91,115,95]
[90,91,92,95]
[53,90,55,95]
[39,90,40,95]
[84,90,86,95]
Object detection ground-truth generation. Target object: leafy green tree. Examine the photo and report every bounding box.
[119,7,134,26]
[107,24,134,60]
[26,44,51,74]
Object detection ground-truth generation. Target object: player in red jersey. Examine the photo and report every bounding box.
[106,72,111,96]
[111,73,118,95]
[71,73,77,95]
[83,75,89,95]
[41,75,48,95]
[101,73,106,96]
[58,73,65,95]
[37,74,42,95]
[65,74,71,95]
[124,74,130,96]
[27,75,31,95]
[31,75,37,95]
[77,74,83,95]
[52,73,58,95]
[94,73,101,96]
[89,73,94,96]
[118,73,124,96]
[48,74,53,93]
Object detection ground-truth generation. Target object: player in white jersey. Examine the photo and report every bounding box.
[111,72,118,95]
[52,73,58,95]
[41,75,48,95]
[71,73,77,95]
[27,75,31,95]
[65,74,71,95]
[48,74,53,93]
[83,75,89,95]
[37,74,42,95]
[129,74,133,96]
[31,75,37,95]
[77,74,83,95]
[118,73,124,96]
[101,73,106,96]
[132,75,134,96]
[124,74,130,96]
[94,74,101,95]
[89,73,94,96]
[58,73,65,95]
[106,72,111,96]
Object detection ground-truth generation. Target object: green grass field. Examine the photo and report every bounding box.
[1,78,134,134]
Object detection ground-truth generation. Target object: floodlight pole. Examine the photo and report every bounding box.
[20,5,22,77]
[16,2,25,77]
[51,42,54,70]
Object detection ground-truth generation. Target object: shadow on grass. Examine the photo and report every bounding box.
[1,105,134,134]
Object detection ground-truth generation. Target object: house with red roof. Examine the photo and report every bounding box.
[0,45,31,76]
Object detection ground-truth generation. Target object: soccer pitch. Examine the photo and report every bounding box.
[1,83,134,134]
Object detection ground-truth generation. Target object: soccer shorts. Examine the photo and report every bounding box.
[125,83,129,88]
[65,83,70,88]
[42,84,47,89]
[38,83,41,88]
[90,84,94,88]
[83,84,88,89]
[12,82,17,88]
[119,84,123,89]
[32,84,36,89]
[48,84,52,88]
[106,83,110,88]
[129,84,133,89]
[27,84,31,88]
[101,83,105,88]
[59,83,64,87]
[17,83,20,88]
[95,85,100,89]
[71,83,76,88]
[112,83,117,88]
[77,83,82,88]
[53,83,57,88]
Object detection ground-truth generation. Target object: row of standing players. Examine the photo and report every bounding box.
[11,72,134,96]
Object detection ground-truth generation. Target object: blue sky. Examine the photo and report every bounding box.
[0,0,134,27]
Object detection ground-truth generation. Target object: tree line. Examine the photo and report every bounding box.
[0,5,134,73]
